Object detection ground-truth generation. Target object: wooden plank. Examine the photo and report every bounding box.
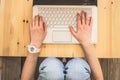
[0,0,12,56]
[0,58,2,80]
[3,0,14,56]
[95,0,112,58]
[100,59,120,80]
[0,0,25,56]
[99,59,109,80]
[9,0,25,56]
[1,57,21,80]
[0,0,5,57]
[111,0,120,57]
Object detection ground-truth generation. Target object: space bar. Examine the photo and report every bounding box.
[54,25,69,28]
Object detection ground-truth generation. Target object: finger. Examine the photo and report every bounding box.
[77,13,82,29]
[89,17,93,30]
[81,11,85,25]
[36,15,39,27]
[43,22,47,33]
[33,16,37,27]
[40,16,43,29]
[69,26,77,37]
[38,15,40,26]
[85,11,89,25]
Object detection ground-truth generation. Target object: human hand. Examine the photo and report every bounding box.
[30,15,47,48]
[69,11,93,46]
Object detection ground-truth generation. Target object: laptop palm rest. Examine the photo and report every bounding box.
[52,30,72,42]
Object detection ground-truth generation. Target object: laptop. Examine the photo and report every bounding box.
[33,0,97,44]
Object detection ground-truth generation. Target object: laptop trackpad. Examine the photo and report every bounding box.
[53,30,72,42]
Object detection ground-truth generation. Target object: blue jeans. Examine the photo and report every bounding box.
[38,57,91,80]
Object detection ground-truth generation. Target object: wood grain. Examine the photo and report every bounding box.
[111,0,120,57]
[0,0,4,56]
[94,0,112,58]
[99,59,120,80]
[1,57,21,80]
[0,0,120,58]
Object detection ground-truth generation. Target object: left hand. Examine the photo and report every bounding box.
[30,15,47,48]
[69,11,93,46]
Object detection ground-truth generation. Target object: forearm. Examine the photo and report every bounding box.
[21,15,46,80]
[82,44,103,80]
[21,53,39,80]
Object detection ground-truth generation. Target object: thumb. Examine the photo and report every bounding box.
[69,26,77,37]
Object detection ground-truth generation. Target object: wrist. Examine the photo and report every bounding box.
[27,44,41,54]
[81,42,93,48]
[27,52,39,56]
[30,42,42,48]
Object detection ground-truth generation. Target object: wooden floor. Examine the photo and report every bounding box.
[0,57,120,80]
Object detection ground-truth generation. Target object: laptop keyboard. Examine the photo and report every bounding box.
[37,6,92,28]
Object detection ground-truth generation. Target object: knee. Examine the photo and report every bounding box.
[39,57,64,80]
[65,58,91,80]
[66,58,91,72]
[39,57,64,71]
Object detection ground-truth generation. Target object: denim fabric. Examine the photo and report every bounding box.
[65,58,91,80]
[38,57,91,80]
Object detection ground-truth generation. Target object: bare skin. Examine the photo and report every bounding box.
[21,11,103,80]
[21,16,47,80]
[69,11,104,80]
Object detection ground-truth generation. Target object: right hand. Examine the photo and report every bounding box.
[69,11,93,46]
[30,15,47,48]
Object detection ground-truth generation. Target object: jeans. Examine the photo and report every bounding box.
[38,57,91,80]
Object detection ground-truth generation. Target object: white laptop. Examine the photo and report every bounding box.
[33,0,97,44]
